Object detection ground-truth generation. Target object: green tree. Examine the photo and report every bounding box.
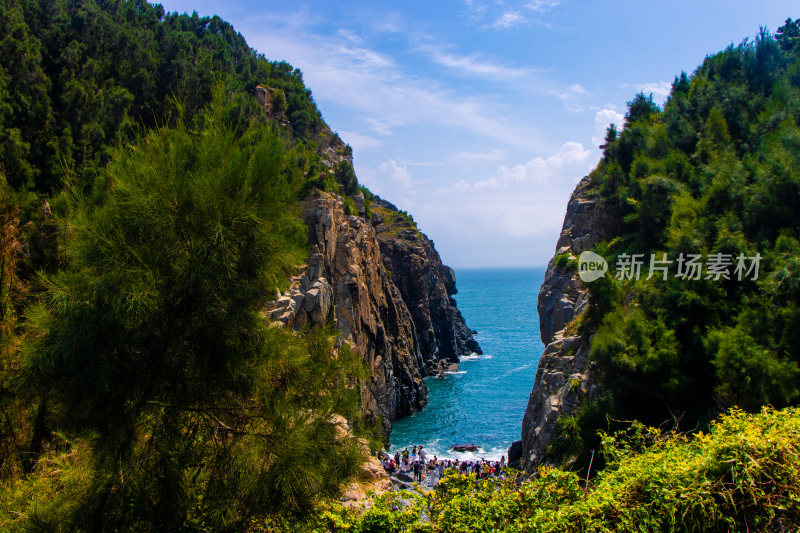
[624,92,660,125]
[23,103,365,529]
[334,161,358,196]
[776,18,800,51]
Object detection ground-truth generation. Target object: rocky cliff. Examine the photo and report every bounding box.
[516,176,619,470]
[256,85,479,435]
[267,191,482,435]
[267,192,428,433]
[371,196,481,374]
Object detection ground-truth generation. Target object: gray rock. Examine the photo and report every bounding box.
[304,287,320,312]
[353,193,365,214]
[394,472,414,483]
[519,175,620,471]
[292,292,305,309]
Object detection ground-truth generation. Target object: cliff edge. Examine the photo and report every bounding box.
[517,176,619,470]
[372,196,481,374]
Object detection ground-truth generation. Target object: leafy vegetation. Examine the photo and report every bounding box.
[0,0,335,194]
[373,206,421,240]
[554,253,578,271]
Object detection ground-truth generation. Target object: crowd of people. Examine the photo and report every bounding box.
[379,445,507,484]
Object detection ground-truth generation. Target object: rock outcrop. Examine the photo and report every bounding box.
[517,176,620,470]
[372,196,481,374]
[331,415,393,509]
[254,83,479,450]
[267,192,428,432]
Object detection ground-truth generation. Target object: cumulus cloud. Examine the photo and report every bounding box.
[480,142,593,189]
[622,80,672,102]
[438,141,594,193]
[359,159,416,208]
[377,159,412,189]
[592,108,624,147]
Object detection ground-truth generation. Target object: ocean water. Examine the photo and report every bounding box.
[388,267,546,462]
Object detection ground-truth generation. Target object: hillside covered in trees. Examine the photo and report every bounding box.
[552,18,800,466]
[0,0,380,529]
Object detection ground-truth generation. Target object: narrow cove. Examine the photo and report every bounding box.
[388,267,546,461]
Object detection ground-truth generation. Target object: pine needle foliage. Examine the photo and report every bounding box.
[12,97,366,531]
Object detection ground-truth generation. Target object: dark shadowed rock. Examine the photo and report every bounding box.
[507,440,523,468]
[267,192,427,434]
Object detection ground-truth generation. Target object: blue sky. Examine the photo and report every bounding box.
[159,0,797,267]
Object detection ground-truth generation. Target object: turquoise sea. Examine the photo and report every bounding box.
[388,267,546,461]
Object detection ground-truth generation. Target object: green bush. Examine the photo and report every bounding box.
[272,407,800,532]
[554,253,577,271]
[344,197,357,216]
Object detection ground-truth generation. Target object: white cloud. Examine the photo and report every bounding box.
[244,26,544,146]
[526,0,560,12]
[493,141,593,188]
[493,11,526,29]
[336,28,362,44]
[425,48,531,80]
[418,140,599,265]
[377,159,412,189]
[449,149,508,162]
[359,159,416,208]
[417,42,591,115]
[592,108,624,147]
[622,80,672,101]
[567,84,588,95]
[557,83,592,111]
[338,130,385,151]
[464,0,559,30]
[441,141,594,192]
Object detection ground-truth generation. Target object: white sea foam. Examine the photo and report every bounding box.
[459,354,481,361]
[445,370,467,375]
[387,442,511,462]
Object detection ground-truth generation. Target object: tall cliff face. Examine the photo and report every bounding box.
[256,87,479,434]
[518,176,619,470]
[371,197,481,374]
[267,192,428,433]
[267,191,481,434]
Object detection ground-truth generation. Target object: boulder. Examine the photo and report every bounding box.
[507,440,523,468]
